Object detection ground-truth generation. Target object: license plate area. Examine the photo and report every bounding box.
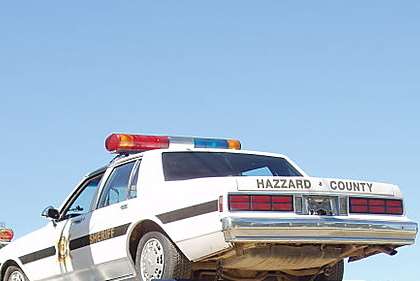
[302,195,340,216]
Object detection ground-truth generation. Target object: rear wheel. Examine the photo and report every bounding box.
[135,231,192,281]
[315,260,344,281]
[4,266,28,281]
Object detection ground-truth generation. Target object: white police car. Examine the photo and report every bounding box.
[0,134,417,281]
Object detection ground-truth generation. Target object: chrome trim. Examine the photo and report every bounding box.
[222,217,418,245]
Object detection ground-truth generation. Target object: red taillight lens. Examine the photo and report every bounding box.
[386,200,404,215]
[368,199,386,214]
[251,195,271,211]
[349,197,403,215]
[229,195,250,211]
[350,204,369,213]
[0,229,14,242]
[272,195,294,211]
[228,194,293,212]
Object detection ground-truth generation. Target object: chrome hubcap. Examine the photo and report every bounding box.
[140,238,164,281]
[9,271,24,281]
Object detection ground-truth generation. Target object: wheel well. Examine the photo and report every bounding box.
[0,260,21,281]
[128,220,170,263]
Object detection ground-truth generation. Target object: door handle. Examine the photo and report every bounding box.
[73,216,85,224]
[120,204,128,210]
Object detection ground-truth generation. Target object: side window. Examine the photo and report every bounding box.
[98,161,136,208]
[62,173,104,220]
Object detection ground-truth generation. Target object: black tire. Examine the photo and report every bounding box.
[315,260,344,281]
[135,231,192,281]
[3,266,29,281]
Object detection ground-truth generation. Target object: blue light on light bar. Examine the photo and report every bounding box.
[194,138,229,149]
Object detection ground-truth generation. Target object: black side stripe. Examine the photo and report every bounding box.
[157,200,218,224]
[18,223,131,264]
[70,223,131,251]
[19,246,56,265]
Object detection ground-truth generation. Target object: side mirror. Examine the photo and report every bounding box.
[41,206,60,220]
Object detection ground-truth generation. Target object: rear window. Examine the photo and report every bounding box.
[162,152,302,181]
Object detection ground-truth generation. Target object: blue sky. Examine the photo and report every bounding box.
[1,1,419,280]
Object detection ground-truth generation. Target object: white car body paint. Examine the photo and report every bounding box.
[0,148,416,281]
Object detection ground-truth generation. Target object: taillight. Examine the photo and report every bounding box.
[386,199,404,215]
[229,195,250,211]
[349,197,403,215]
[229,194,293,212]
[251,195,271,211]
[272,195,294,211]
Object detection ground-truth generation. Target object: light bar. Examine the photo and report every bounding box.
[0,229,14,242]
[105,133,241,154]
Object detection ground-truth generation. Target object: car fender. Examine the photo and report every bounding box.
[0,257,27,281]
[124,216,172,267]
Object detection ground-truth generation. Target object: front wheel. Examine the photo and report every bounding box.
[4,266,29,281]
[135,231,192,281]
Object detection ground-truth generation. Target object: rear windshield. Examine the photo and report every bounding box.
[162,152,302,181]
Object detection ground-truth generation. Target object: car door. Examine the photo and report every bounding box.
[54,171,106,281]
[14,219,68,281]
[87,160,140,280]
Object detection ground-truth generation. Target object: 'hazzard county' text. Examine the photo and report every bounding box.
[256,179,311,189]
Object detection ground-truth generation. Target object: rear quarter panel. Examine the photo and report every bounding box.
[138,178,235,261]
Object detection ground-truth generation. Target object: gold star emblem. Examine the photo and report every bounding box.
[57,236,69,262]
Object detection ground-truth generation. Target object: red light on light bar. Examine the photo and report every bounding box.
[105,134,169,153]
[349,197,403,215]
[229,194,293,212]
[0,229,14,242]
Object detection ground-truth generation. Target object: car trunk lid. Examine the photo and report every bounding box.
[235,176,397,197]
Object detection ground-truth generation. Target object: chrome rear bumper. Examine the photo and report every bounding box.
[222,217,418,245]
